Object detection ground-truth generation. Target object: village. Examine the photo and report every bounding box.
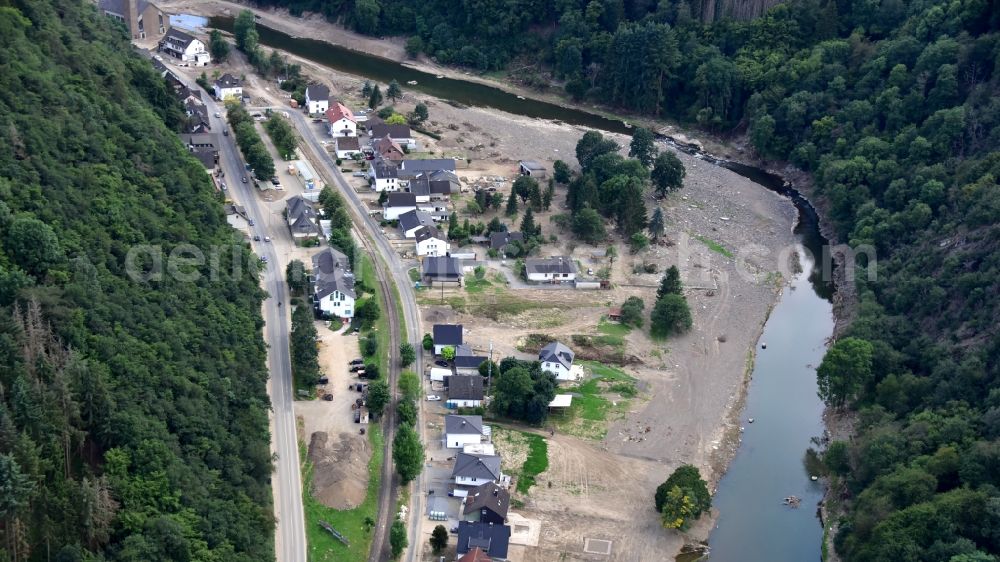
[115,2,803,560]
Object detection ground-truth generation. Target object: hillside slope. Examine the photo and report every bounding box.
[0,2,273,560]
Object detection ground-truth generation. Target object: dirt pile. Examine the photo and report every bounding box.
[308,431,370,510]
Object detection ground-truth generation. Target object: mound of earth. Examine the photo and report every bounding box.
[308,431,371,510]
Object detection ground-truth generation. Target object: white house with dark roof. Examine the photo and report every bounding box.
[285,195,320,240]
[423,256,463,287]
[326,102,357,137]
[368,157,399,192]
[213,74,243,101]
[452,452,502,489]
[463,482,510,525]
[335,136,361,159]
[524,256,576,283]
[414,226,449,257]
[454,346,488,376]
[539,341,576,381]
[312,248,355,318]
[398,209,436,238]
[304,84,330,115]
[383,192,418,221]
[518,159,547,179]
[368,122,414,147]
[447,375,484,408]
[433,324,463,356]
[160,28,209,66]
[445,415,490,449]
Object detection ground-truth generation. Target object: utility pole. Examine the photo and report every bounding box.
[486,341,494,399]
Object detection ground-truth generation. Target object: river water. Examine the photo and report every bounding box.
[205,16,835,560]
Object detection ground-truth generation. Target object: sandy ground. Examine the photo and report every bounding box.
[297,323,369,509]
[163,18,801,559]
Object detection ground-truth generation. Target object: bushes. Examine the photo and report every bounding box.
[264,114,298,159]
[226,102,275,178]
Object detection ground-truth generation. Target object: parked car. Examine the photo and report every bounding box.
[434,360,449,368]
[264,236,271,242]
[222,129,228,136]
[317,376,329,385]
[253,235,260,241]
[426,395,442,401]
[322,394,333,401]
[248,219,255,226]
[214,112,221,118]
[349,364,365,372]
[349,358,364,365]
[260,256,268,263]
[242,176,248,183]
[220,182,227,190]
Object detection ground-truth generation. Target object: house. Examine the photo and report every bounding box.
[406,176,453,203]
[213,74,243,101]
[447,375,484,408]
[180,133,219,168]
[414,226,449,257]
[489,231,524,253]
[368,122,414,147]
[518,159,548,179]
[423,256,463,287]
[312,248,355,319]
[454,345,488,375]
[452,453,502,488]
[100,0,166,40]
[326,102,357,137]
[445,415,490,449]
[285,195,320,239]
[225,204,250,232]
[372,135,405,162]
[539,341,575,381]
[433,324,463,356]
[304,84,330,115]
[183,99,211,133]
[335,136,361,159]
[463,482,510,525]
[524,256,576,283]
[458,547,492,562]
[607,307,623,322]
[398,210,436,238]
[368,158,399,192]
[383,192,418,221]
[456,521,511,559]
[160,28,210,66]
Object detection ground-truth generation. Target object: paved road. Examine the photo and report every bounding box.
[186,89,307,561]
[281,113,426,561]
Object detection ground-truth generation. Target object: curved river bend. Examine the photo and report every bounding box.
[207,16,835,561]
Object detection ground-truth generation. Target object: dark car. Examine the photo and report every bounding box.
[253,235,260,241]
[349,358,364,366]
[317,376,329,385]
[434,360,449,368]
[322,394,333,401]
[241,176,248,183]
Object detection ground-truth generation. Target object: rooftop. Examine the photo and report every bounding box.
[305,84,330,100]
[457,521,510,558]
[448,375,484,401]
[524,256,575,275]
[215,73,241,88]
[539,341,575,369]
[326,102,356,124]
[433,324,463,346]
[445,415,483,435]
[463,482,510,519]
[452,452,501,481]
[423,256,462,279]
[385,192,417,208]
[398,209,435,233]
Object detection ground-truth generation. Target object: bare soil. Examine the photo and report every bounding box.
[307,431,371,510]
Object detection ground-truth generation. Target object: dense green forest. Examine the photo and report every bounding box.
[252,0,1000,560]
[0,2,273,561]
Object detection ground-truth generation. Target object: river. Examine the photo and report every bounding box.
[205,15,836,561]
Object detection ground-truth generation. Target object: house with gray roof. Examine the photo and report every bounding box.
[524,256,576,283]
[452,453,502,488]
[446,375,483,408]
[489,231,524,253]
[180,133,218,168]
[463,482,510,525]
[384,192,417,221]
[398,209,436,238]
[304,84,330,114]
[423,256,462,287]
[539,341,576,381]
[445,415,490,449]
[159,28,210,66]
[286,195,321,240]
[311,248,355,319]
[368,156,399,192]
[456,521,511,559]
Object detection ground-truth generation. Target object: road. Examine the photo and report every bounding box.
[168,75,308,561]
[281,112,427,561]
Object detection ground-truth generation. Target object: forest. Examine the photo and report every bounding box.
[248,0,1000,559]
[0,1,274,561]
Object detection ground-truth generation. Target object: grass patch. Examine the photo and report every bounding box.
[598,317,632,337]
[464,275,492,294]
[553,362,637,440]
[417,290,565,322]
[303,425,384,562]
[694,234,734,258]
[407,267,420,283]
[518,434,549,494]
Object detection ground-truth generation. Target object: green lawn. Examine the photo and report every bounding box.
[407,267,420,283]
[598,317,631,337]
[694,234,734,258]
[517,433,549,494]
[464,275,492,293]
[553,362,637,440]
[303,425,384,562]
